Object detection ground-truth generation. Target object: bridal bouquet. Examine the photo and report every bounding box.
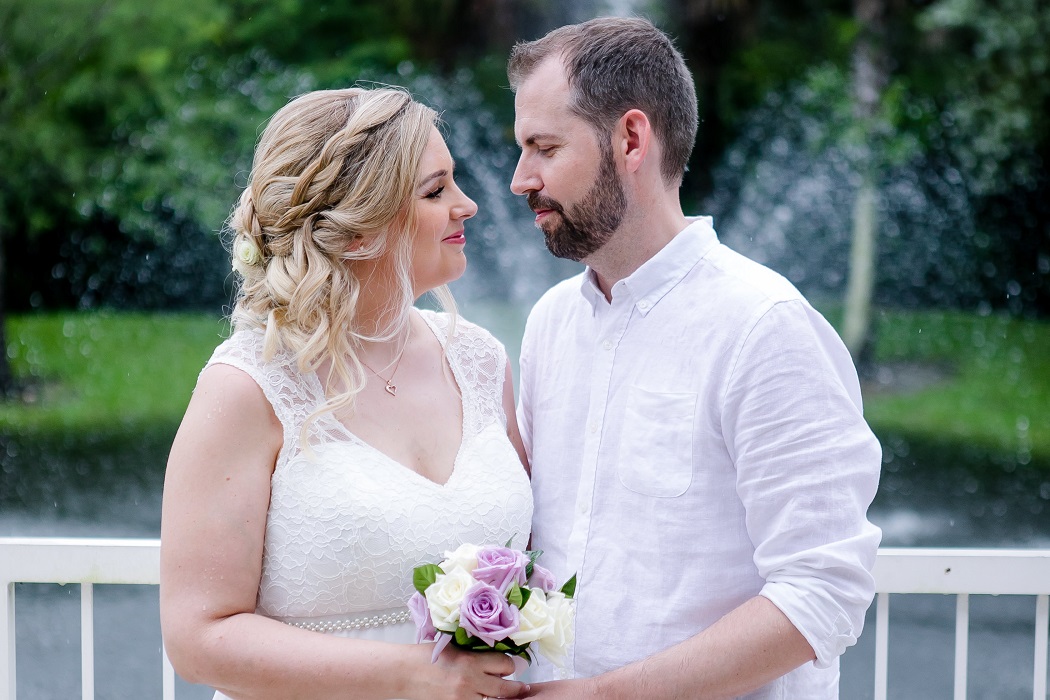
[408,543,576,666]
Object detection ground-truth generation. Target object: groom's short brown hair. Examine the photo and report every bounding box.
[507,16,698,186]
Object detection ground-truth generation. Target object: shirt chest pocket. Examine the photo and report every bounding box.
[616,387,696,498]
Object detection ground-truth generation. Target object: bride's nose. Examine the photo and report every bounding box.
[453,186,478,221]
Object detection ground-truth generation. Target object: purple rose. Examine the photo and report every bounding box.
[408,591,437,643]
[459,583,520,647]
[528,563,557,593]
[473,546,529,594]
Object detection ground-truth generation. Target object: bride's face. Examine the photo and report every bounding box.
[407,127,478,296]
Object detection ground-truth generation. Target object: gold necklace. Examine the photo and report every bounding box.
[359,327,409,397]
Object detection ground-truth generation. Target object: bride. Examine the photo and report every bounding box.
[159,87,533,700]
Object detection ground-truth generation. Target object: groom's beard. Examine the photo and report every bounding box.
[527,147,627,262]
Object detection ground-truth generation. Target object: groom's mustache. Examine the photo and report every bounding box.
[527,192,563,215]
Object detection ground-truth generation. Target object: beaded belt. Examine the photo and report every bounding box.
[280,607,411,634]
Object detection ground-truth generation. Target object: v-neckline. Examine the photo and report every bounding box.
[311,310,467,488]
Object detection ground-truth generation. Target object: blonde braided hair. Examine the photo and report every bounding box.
[227,86,453,432]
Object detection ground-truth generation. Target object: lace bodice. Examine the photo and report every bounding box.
[204,310,533,620]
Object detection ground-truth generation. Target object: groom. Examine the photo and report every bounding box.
[510,16,882,699]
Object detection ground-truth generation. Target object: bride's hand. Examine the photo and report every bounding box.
[407,644,529,699]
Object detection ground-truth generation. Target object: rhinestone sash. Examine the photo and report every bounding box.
[279,607,411,634]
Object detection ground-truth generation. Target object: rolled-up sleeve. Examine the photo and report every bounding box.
[721,299,882,668]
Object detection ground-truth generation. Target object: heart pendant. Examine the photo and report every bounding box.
[384,382,397,397]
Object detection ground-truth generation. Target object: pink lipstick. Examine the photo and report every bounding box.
[442,230,466,244]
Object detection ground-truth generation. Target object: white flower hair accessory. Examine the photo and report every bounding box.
[232,237,264,272]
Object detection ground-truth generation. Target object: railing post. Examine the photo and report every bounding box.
[954,593,969,700]
[874,592,889,700]
[163,646,176,700]
[81,583,94,700]
[2,581,14,700]
[1035,594,1048,700]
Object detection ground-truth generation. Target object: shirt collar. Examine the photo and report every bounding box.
[579,216,719,316]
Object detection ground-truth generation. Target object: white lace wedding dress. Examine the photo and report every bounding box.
[204,310,534,700]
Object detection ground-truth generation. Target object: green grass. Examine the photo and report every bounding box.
[1,311,229,433]
[1,305,1047,474]
[863,308,1050,468]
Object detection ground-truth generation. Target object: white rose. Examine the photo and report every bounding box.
[536,590,575,667]
[509,590,555,646]
[439,543,481,574]
[425,567,475,632]
[232,237,263,272]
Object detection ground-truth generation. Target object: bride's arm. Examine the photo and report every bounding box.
[502,360,530,476]
[160,363,526,700]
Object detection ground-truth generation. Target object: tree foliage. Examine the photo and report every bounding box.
[1,0,1047,324]
[2,0,238,313]
[917,0,1050,197]
[671,0,1049,318]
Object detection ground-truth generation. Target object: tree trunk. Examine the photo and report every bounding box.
[843,0,888,365]
[843,175,877,357]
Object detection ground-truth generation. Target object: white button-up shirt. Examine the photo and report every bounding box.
[518,218,882,698]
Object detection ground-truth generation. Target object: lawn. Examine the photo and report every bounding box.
[1,306,1047,473]
[864,308,1050,468]
[1,311,229,433]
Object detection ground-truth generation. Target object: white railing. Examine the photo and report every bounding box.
[871,547,1050,700]
[0,538,172,700]
[1,539,1049,699]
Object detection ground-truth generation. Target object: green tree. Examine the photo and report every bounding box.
[682,0,1049,342]
[0,0,232,393]
[916,0,1050,315]
[916,0,1050,199]
[0,0,547,396]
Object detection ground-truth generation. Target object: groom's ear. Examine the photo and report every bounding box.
[617,109,652,176]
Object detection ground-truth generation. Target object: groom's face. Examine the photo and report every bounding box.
[511,58,626,262]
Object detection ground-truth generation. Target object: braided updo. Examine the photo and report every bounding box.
[227,87,446,423]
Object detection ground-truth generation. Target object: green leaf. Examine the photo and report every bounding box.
[454,627,470,645]
[525,549,543,579]
[560,573,577,599]
[518,587,532,610]
[412,564,443,595]
[508,641,530,654]
[507,584,523,609]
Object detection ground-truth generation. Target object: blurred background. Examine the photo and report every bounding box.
[1,0,1048,697]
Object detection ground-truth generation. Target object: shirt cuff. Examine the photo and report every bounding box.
[759,579,866,669]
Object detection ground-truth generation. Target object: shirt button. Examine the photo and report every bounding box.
[578,502,589,515]
[602,340,613,350]
[588,423,599,433]
[639,300,651,310]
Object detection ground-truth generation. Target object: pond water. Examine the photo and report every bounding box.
[2,299,1048,699]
